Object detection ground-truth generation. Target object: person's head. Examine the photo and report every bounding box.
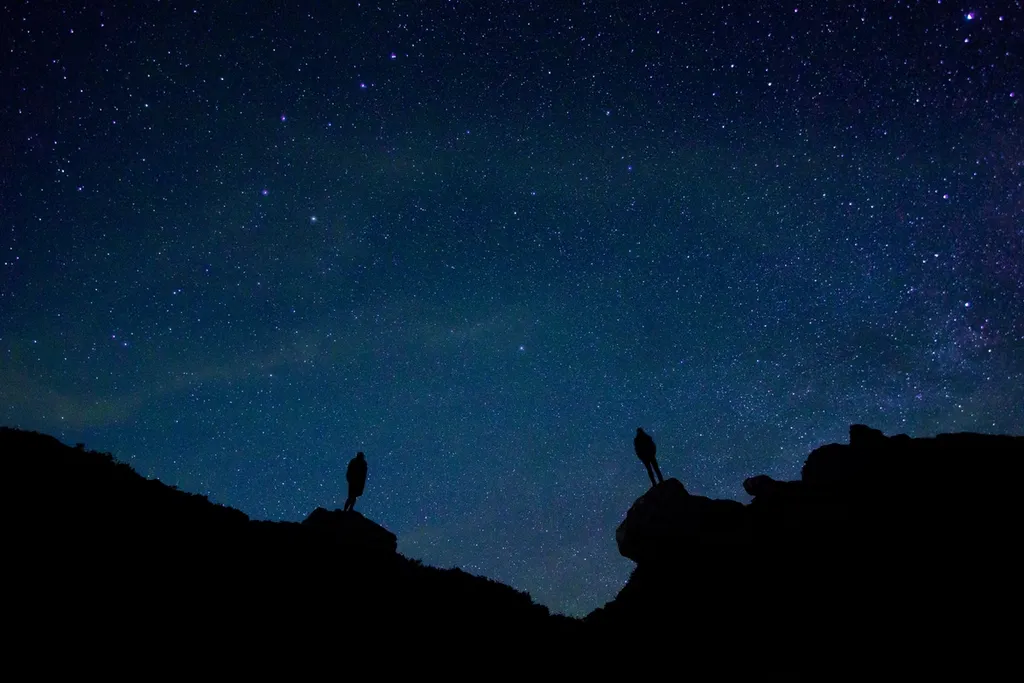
[637,427,644,434]
[357,451,365,460]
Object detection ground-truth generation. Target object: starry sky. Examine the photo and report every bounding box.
[2,1,1021,616]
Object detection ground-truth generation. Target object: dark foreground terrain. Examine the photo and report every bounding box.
[3,425,1020,670]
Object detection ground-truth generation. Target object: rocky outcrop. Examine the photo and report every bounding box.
[613,424,1022,566]
[594,423,1023,660]
[301,507,398,555]
[615,479,746,563]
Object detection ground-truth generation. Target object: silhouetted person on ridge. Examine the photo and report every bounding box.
[344,451,368,512]
[634,427,663,488]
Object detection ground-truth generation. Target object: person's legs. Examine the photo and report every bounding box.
[644,461,657,487]
[652,458,664,484]
[344,495,355,512]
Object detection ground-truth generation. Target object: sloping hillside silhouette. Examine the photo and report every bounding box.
[3,427,577,657]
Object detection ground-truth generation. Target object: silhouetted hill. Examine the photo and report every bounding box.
[2,427,577,662]
[6,424,1021,670]
[589,425,1022,672]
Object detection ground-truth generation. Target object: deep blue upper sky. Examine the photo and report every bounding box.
[2,1,1021,616]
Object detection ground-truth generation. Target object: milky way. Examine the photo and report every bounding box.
[2,2,1021,616]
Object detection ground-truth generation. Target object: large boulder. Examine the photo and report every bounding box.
[615,478,747,563]
[301,507,398,555]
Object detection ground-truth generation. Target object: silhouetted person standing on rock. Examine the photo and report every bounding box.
[344,451,367,512]
[634,427,663,488]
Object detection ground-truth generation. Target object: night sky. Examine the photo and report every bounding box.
[2,1,1021,616]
